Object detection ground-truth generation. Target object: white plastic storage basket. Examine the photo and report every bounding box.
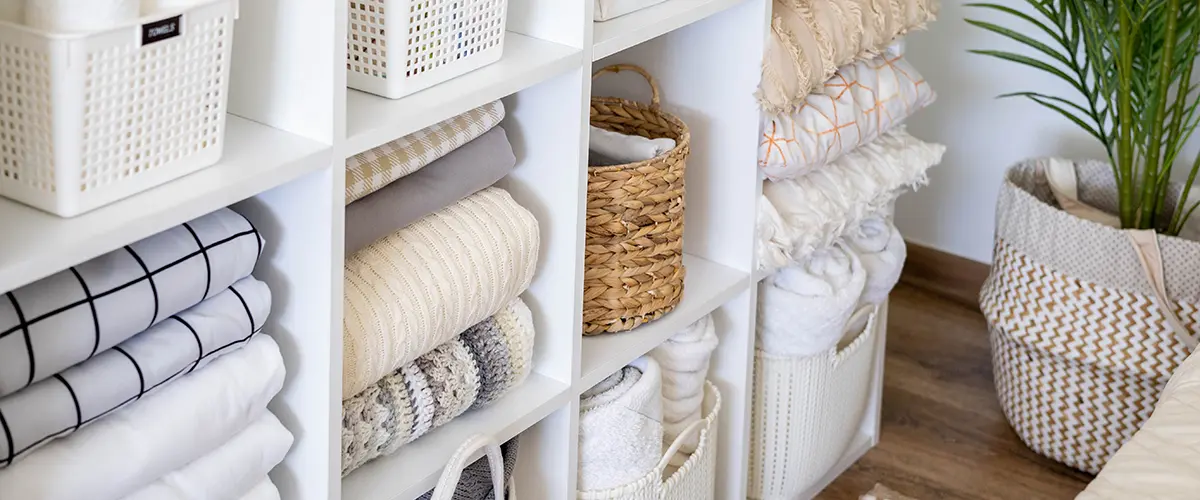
[748,306,881,499]
[0,1,238,217]
[577,382,722,500]
[347,0,507,99]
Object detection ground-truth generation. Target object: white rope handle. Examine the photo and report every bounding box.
[429,434,506,500]
[653,419,707,474]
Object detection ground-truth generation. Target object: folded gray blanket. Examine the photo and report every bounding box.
[345,126,517,254]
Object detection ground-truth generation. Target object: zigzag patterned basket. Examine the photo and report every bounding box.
[980,159,1199,473]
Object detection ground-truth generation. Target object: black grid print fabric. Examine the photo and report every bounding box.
[0,277,271,468]
[0,208,264,397]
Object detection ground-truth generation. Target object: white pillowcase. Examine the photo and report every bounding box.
[759,54,936,181]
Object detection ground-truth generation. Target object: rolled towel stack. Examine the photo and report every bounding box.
[578,356,664,491]
[0,208,290,500]
[845,215,907,306]
[651,314,718,464]
[757,245,867,356]
[341,297,536,476]
[341,101,540,475]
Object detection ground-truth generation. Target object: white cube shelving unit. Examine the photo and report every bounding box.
[0,0,890,499]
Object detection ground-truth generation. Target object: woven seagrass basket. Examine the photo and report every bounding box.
[584,64,690,335]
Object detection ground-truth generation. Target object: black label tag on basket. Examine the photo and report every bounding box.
[142,15,183,46]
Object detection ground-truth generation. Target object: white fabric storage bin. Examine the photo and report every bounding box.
[578,382,721,500]
[0,0,238,217]
[748,306,881,499]
[347,0,507,99]
[594,0,668,22]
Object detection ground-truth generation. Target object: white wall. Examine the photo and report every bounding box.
[895,0,1108,263]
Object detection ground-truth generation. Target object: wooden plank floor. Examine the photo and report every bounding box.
[817,283,1094,500]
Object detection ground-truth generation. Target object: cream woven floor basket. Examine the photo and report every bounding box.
[980,159,1200,474]
[748,307,881,499]
[577,382,721,500]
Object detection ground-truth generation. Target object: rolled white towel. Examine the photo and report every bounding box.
[845,216,906,306]
[589,125,676,164]
[578,357,663,491]
[651,315,717,463]
[757,245,867,356]
[121,412,293,500]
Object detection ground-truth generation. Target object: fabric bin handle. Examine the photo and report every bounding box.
[1044,159,1199,352]
[430,434,508,500]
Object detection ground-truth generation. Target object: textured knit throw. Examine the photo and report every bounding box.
[343,187,539,398]
[341,297,536,476]
[345,101,505,204]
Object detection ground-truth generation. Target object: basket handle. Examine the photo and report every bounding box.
[592,64,662,108]
[429,434,506,500]
[1045,160,1198,351]
[653,419,706,474]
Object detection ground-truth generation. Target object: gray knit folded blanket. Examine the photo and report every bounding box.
[341,297,535,476]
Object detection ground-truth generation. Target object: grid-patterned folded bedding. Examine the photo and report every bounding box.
[343,187,539,399]
[0,208,263,397]
[0,277,271,468]
[341,297,535,476]
[346,101,506,204]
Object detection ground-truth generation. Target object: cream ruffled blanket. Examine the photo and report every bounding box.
[758,0,939,114]
[757,128,943,274]
[757,245,867,356]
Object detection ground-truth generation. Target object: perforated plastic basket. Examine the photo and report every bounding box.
[0,0,238,217]
[347,0,507,99]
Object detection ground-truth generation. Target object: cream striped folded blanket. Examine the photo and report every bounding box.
[343,187,539,398]
[341,297,535,476]
[346,101,505,204]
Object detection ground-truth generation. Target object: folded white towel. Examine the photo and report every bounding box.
[0,334,285,500]
[846,216,906,306]
[0,277,271,467]
[239,480,281,500]
[122,412,293,500]
[578,357,663,491]
[589,125,676,164]
[757,245,867,356]
[651,315,717,463]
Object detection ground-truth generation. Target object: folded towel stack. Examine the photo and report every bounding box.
[0,208,289,499]
[578,356,664,491]
[651,315,718,464]
[340,101,540,482]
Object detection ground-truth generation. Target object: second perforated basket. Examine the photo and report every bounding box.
[347,0,508,99]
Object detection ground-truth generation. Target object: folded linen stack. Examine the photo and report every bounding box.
[340,101,540,481]
[0,208,290,500]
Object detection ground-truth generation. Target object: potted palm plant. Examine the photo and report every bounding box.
[968,0,1200,474]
